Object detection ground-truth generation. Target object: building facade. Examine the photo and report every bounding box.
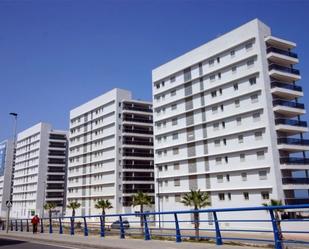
[67,88,154,216]
[0,140,14,217]
[152,19,309,227]
[11,123,68,218]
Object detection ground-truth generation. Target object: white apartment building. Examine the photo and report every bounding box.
[0,140,14,217]
[152,19,309,228]
[67,88,154,216]
[11,122,68,218]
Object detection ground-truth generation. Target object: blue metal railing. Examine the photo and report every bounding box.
[278,137,309,146]
[271,81,302,92]
[273,99,305,109]
[3,204,309,249]
[275,118,307,127]
[267,47,298,58]
[269,64,300,75]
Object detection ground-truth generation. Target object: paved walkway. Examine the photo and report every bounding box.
[0,231,262,249]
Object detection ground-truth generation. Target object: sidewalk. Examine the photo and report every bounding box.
[0,231,262,249]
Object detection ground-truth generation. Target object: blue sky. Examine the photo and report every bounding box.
[0,0,308,140]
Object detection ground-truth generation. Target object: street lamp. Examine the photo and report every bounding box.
[6,112,18,233]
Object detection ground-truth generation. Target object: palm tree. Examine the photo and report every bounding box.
[181,189,211,240]
[67,201,81,217]
[262,199,284,240]
[44,202,57,221]
[132,192,152,229]
[95,199,113,226]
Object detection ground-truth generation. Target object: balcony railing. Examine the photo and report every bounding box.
[277,137,309,146]
[280,157,309,165]
[267,47,298,58]
[269,64,300,75]
[123,177,154,181]
[273,99,305,109]
[282,178,309,184]
[123,128,153,135]
[123,118,153,124]
[123,106,153,113]
[123,140,153,146]
[123,152,154,158]
[285,198,309,205]
[275,119,307,127]
[123,165,153,169]
[123,188,154,193]
[271,81,302,92]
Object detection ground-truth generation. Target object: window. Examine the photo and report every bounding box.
[261,192,269,200]
[257,151,265,160]
[218,72,221,79]
[236,117,242,125]
[172,118,178,126]
[217,57,220,63]
[235,99,240,108]
[218,193,225,201]
[249,77,256,85]
[171,104,177,110]
[217,175,223,183]
[241,172,247,181]
[251,94,258,103]
[170,76,176,83]
[214,140,220,147]
[238,135,244,143]
[210,74,216,82]
[220,104,224,111]
[247,59,254,68]
[209,59,214,67]
[174,163,180,170]
[158,166,162,171]
[240,154,245,162]
[225,156,228,163]
[230,50,235,57]
[184,68,191,82]
[155,83,160,89]
[243,192,250,200]
[212,106,218,114]
[222,121,225,128]
[211,91,217,98]
[171,90,176,96]
[175,194,181,202]
[223,138,227,145]
[253,112,260,121]
[173,148,179,155]
[219,88,222,95]
[172,133,178,140]
[255,131,262,140]
[226,174,230,182]
[233,83,238,90]
[174,179,180,186]
[232,66,237,73]
[227,193,232,200]
[245,42,253,50]
[213,123,219,131]
[259,170,267,180]
[216,157,222,165]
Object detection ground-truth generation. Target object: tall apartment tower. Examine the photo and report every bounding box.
[11,123,68,218]
[67,88,154,216]
[152,19,309,223]
[0,140,14,217]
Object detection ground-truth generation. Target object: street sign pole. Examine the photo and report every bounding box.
[6,201,12,233]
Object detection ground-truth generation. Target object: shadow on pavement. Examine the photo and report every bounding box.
[0,238,26,247]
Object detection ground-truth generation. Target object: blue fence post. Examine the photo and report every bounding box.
[119,215,125,239]
[269,209,283,249]
[10,220,13,231]
[100,216,105,237]
[83,217,88,236]
[143,214,151,240]
[49,218,53,234]
[26,220,29,232]
[174,213,182,243]
[59,218,63,234]
[15,219,18,231]
[70,217,75,235]
[40,219,44,233]
[20,220,23,232]
[213,211,223,245]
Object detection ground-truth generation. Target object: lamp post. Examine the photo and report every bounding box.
[6,112,18,233]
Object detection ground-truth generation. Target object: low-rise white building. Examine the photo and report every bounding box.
[11,122,68,218]
[152,19,309,228]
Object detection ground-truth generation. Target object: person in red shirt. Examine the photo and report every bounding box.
[31,215,40,233]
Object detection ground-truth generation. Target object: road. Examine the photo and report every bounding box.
[0,238,77,249]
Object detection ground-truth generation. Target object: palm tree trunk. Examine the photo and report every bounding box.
[140,204,144,231]
[49,209,52,228]
[275,211,283,240]
[102,209,105,229]
[194,208,200,241]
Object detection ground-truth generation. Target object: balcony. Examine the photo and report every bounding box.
[277,137,309,152]
[123,140,153,147]
[282,177,309,185]
[273,99,305,117]
[269,64,301,82]
[267,47,299,65]
[123,177,154,182]
[275,119,308,134]
[271,81,303,100]
[285,198,309,205]
[280,157,309,165]
[265,36,296,50]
